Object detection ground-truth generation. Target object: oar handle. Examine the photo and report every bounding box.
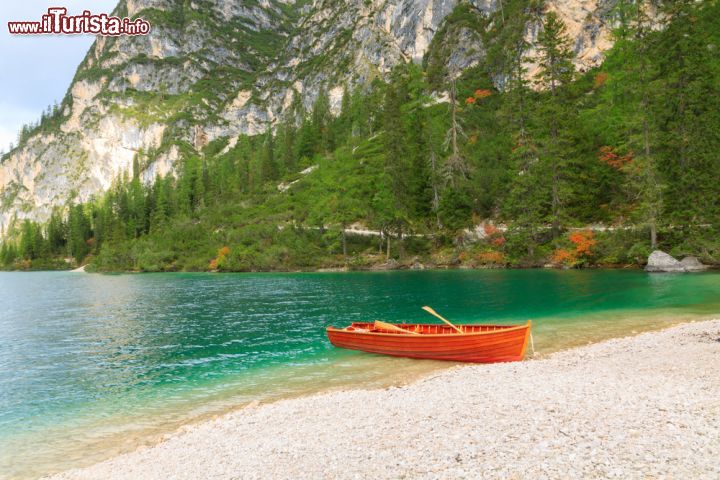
[422,306,463,334]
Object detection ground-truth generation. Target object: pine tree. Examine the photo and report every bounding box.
[194,158,206,210]
[348,87,369,138]
[620,0,663,248]
[234,136,252,192]
[296,114,318,161]
[500,3,546,256]
[19,220,36,259]
[655,0,720,227]
[443,75,468,186]
[427,116,444,229]
[383,68,407,197]
[533,10,576,236]
[0,241,18,266]
[128,172,147,237]
[336,85,352,143]
[501,2,533,148]
[311,90,333,153]
[276,118,297,175]
[47,208,67,255]
[151,174,168,229]
[68,203,91,262]
[92,199,107,249]
[402,64,432,220]
[260,129,278,182]
[382,67,412,233]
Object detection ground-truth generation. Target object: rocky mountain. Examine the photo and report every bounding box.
[0,0,621,234]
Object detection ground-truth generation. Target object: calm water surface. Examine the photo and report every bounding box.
[1,270,719,479]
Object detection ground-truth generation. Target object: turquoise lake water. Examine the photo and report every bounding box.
[1,269,720,478]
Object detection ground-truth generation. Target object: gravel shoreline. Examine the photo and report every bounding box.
[50,320,720,480]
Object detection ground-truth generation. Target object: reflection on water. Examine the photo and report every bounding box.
[0,270,719,479]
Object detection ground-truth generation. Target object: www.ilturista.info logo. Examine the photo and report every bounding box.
[8,8,151,36]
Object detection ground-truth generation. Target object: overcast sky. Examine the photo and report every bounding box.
[0,1,117,152]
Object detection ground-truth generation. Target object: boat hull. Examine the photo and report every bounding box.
[326,321,532,363]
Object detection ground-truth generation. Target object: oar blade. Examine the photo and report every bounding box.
[374,320,419,335]
[421,305,463,334]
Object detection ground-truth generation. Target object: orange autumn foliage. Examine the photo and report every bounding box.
[466,89,492,106]
[482,223,506,248]
[552,248,576,265]
[598,146,634,170]
[553,230,597,265]
[569,230,597,257]
[594,71,608,88]
[209,246,231,270]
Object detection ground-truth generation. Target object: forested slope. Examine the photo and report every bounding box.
[1,0,718,271]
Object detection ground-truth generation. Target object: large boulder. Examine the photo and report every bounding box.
[645,250,709,272]
[679,256,709,272]
[645,251,686,272]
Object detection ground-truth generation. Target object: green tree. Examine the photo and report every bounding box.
[151,174,169,229]
[68,203,91,262]
[443,76,468,186]
[0,241,18,266]
[500,4,545,256]
[19,220,40,259]
[276,117,297,175]
[260,129,278,182]
[335,85,352,144]
[533,10,576,236]
[655,0,720,227]
[311,89,334,153]
[612,0,663,248]
[47,208,67,255]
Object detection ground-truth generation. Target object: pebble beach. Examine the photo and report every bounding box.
[50,320,720,480]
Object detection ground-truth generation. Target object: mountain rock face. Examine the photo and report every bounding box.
[0,0,620,234]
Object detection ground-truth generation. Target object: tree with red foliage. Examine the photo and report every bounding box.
[569,230,597,257]
[598,146,634,170]
[553,230,597,266]
[209,246,231,270]
[483,223,506,248]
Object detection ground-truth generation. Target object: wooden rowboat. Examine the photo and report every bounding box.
[326,320,532,363]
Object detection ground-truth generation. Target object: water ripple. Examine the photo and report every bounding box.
[1,270,719,479]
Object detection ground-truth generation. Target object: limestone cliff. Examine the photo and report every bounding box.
[0,0,622,234]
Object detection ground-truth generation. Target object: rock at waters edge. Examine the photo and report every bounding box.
[679,256,709,272]
[645,250,708,272]
[645,250,685,272]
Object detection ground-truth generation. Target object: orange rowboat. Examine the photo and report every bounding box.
[326,320,532,363]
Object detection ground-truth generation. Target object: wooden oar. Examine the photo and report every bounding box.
[374,320,419,335]
[421,306,463,334]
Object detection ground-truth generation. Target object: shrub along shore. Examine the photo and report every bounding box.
[0,225,715,273]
